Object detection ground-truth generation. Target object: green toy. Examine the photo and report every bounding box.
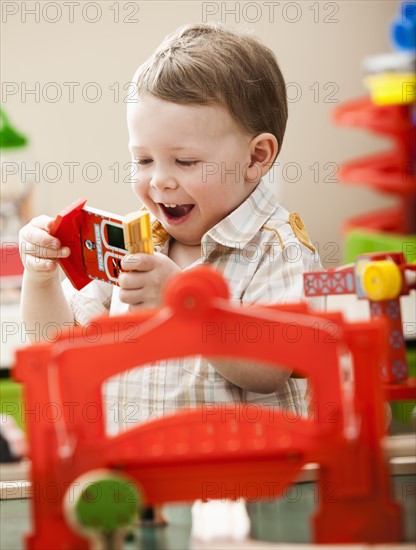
[0,108,27,149]
[345,229,416,264]
[64,469,141,550]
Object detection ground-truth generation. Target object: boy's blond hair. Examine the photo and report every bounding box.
[135,23,288,156]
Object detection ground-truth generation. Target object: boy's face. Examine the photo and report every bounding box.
[127,95,259,246]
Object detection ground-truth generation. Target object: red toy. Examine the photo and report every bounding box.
[48,199,153,290]
[304,251,416,400]
[13,267,403,548]
[333,98,415,235]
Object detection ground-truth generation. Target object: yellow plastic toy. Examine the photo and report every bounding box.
[364,72,416,105]
[362,259,403,301]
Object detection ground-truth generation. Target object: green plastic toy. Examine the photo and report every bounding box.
[345,229,416,264]
[0,108,27,149]
[64,469,141,549]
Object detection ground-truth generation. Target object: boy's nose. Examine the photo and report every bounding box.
[150,172,178,190]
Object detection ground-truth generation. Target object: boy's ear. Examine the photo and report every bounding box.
[246,133,278,183]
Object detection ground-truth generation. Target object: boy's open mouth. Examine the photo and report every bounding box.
[159,203,194,219]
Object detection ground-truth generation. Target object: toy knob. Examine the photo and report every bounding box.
[362,260,402,301]
[164,266,229,316]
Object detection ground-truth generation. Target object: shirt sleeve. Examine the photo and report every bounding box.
[62,278,113,326]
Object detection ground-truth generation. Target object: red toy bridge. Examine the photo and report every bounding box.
[13,267,402,549]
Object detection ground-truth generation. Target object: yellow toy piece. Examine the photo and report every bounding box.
[123,210,154,254]
[362,260,402,301]
[363,72,416,105]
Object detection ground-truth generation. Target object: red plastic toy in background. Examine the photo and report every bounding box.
[304,251,416,399]
[13,267,403,549]
[0,243,24,288]
[333,98,415,235]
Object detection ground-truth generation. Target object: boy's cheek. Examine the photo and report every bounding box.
[132,175,149,193]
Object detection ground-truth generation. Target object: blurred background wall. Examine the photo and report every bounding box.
[1,0,398,266]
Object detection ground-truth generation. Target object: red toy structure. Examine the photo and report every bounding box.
[304,251,416,400]
[333,98,415,236]
[14,267,403,549]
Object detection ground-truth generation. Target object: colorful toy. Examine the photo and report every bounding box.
[13,267,403,548]
[48,199,153,290]
[345,228,416,266]
[391,1,416,51]
[333,0,416,263]
[333,98,415,239]
[63,469,140,549]
[363,71,415,106]
[304,251,416,400]
[363,1,415,105]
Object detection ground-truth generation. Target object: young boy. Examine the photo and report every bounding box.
[19,23,323,435]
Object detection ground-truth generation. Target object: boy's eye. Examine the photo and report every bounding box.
[177,160,199,166]
[136,159,152,165]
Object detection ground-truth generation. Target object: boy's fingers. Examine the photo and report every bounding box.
[20,224,60,249]
[120,253,154,272]
[118,270,145,290]
[23,255,58,272]
[19,226,71,259]
[30,215,56,231]
[119,287,145,305]
[21,243,71,260]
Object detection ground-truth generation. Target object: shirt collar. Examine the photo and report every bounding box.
[203,179,278,250]
[148,179,279,252]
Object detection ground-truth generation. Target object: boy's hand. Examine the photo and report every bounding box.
[118,253,181,309]
[18,216,71,282]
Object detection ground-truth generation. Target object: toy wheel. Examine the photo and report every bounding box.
[64,469,141,535]
[362,260,402,301]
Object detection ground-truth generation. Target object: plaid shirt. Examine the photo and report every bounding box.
[63,180,324,434]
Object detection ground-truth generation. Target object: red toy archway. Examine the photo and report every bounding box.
[13,267,402,549]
